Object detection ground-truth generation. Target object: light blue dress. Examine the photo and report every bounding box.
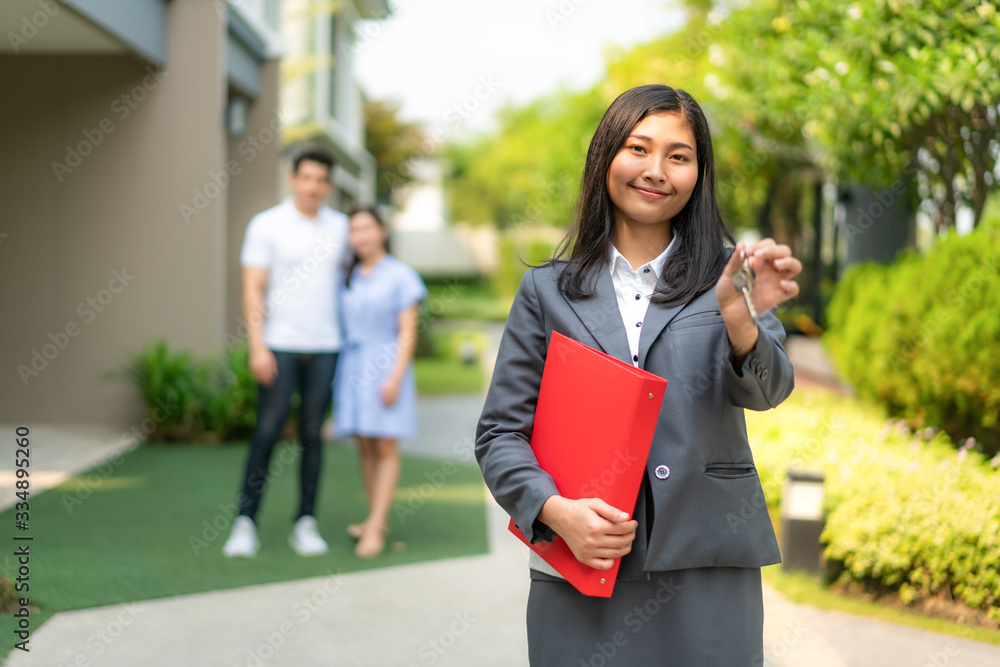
[333,254,427,439]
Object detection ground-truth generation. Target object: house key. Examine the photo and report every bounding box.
[731,249,758,327]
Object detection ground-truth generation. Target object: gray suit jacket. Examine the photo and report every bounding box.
[475,259,792,574]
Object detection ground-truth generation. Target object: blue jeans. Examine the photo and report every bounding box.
[236,350,338,522]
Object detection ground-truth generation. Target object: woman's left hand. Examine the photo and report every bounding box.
[380,375,402,406]
[716,239,802,356]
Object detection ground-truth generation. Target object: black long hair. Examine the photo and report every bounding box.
[344,205,391,288]
[552,84,733,305]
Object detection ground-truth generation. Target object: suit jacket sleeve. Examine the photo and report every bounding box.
[721,308,794,411]
[475,269,560,543]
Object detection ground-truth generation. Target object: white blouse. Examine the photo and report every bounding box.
[606,235,677,366]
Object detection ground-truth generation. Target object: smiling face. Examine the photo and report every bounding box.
[289,159,333,216]
[606,112,699,233]
[348,210,388,262]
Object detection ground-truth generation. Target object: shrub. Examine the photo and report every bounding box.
[199,344,258,442]
[746,389,1000,621]
[116,340,206,440]
[824,217,1000,455]
[118,340,260,442]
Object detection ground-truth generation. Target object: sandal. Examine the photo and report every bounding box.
[355,524,387,559]
[346,523,365,540]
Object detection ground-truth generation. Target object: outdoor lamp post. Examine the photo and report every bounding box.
[781,469,826,574]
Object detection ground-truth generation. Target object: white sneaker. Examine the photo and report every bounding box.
[223,516,259,558]
[289,516,329,556]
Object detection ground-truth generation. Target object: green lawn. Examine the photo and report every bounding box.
[415,322,489,395]
[424,283,512,322]
[763,565,1000,647]
[415,357,485,395]
[0,441,487,658]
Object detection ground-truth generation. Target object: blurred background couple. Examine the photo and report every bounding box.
[221,147,426,560]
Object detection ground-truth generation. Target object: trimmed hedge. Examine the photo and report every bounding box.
[824,216,1000,455]
[747,390,1000,621]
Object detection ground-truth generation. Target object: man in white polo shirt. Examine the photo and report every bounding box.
[223,148,348,557]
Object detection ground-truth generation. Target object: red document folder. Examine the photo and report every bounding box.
[508,330,667,597]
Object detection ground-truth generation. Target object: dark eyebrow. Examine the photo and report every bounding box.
[628,134,694,152]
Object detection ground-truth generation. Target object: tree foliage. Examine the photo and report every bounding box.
[363,97,428,204]
[444,0,999,240]
[443,87,606,228]
[723,0,1000,231]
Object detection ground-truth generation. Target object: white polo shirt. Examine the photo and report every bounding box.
[240,198,349,352]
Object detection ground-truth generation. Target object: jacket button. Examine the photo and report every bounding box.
[654,465,670,480]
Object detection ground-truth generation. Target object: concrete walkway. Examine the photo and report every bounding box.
[4,332,1000,665]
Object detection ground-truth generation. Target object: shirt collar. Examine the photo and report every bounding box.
[607,234,677,279]
[284,197,326,221]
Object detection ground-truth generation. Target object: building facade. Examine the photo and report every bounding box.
[280,0,384,210]
[0,0,384,426]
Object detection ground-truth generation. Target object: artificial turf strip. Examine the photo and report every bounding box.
[0,442,487,657]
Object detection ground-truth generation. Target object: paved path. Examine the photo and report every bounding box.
[0,423,125,513]
[4,330,1000,665]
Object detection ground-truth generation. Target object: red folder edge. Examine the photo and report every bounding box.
[507,331,666,598]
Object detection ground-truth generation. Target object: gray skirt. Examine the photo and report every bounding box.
[526,567,764,666]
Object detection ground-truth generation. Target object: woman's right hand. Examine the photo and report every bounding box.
[249,346,277,387]
[537,495,637,570]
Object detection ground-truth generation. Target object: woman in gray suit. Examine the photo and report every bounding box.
[476,84,803,665]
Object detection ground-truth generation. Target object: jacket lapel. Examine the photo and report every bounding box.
[565,269,632,364]
[638,293,690,364]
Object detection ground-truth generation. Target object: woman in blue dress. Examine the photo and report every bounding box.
[334,206,427,558]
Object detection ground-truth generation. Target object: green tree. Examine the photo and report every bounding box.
[443,87,606,228]
[363,97,428,204]
[723,0,1000,231]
